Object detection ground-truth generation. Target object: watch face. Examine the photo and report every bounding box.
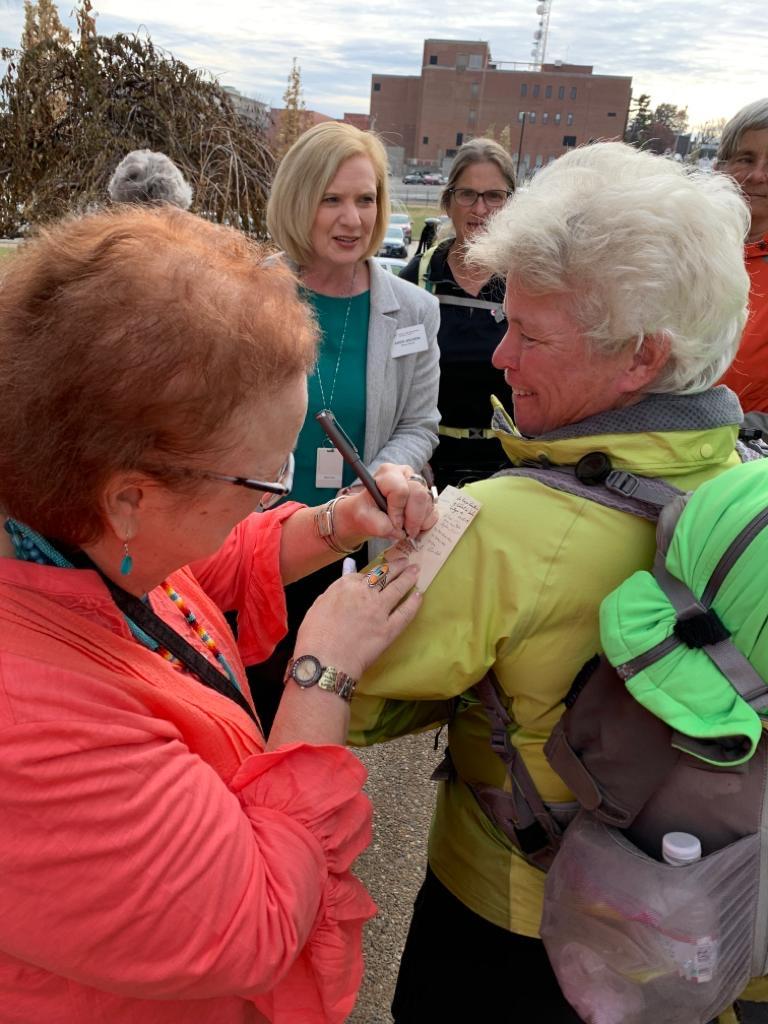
[290,655,323,687]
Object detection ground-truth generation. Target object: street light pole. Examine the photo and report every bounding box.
[516,111,527,178]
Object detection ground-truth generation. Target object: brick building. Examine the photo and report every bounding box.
[370,39,632,174]
[267,109,371,150]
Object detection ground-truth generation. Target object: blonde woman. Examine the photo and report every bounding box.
[249,123,440,730]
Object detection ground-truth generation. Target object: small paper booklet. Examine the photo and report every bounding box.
[386,485,482,591]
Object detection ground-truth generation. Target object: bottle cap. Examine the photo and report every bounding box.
[662,831,702,865]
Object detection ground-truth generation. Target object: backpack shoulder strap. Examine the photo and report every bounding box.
[417,242,441,292]
[493,463,685,522]
[468,672,566,870]
[455,457,685,868]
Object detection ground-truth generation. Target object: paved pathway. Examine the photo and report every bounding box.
[348,732,439,1024]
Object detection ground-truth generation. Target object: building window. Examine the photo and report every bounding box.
[456,132,464,145]
[518,111,525,122]
[542,112,549,124]
[607,111,617,117]
[570,87,577,99]
[373,82,381,91]
[521,83,528,97]
[567,112,574,125]
[446,148,457,157]
[532,84,540,98]
[563,134,576,147]
[535,154,543,167]
[470,82,479,98]
[554,112,561,124]
[422,136,429,145]
[558,85,565,99]
[468,109,477,124]
[469,54,482,69]
[529,112,537,124]
[545,85,552,98]
[457,53,468,69]
[429,55,437,65]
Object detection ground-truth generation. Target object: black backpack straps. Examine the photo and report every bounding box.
[466,672,564,870]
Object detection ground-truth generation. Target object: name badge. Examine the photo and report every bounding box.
[392,324,428,358]
[316,446,344,489]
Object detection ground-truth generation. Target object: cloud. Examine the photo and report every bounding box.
[1,0,765,123]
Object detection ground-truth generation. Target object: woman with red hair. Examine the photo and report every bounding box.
[0,205,435,1023]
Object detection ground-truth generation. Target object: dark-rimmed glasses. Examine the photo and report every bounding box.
[202,452,295,510]
[448,188,514,208]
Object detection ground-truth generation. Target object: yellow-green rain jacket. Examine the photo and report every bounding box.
[349,387,743,937]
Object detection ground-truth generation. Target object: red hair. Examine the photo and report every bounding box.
[0,206,317,545]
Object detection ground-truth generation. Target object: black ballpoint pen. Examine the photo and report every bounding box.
[315,409,389,513]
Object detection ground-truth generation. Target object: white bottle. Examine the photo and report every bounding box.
[660,832,718,984]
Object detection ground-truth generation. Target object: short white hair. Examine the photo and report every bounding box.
[108,150,193,210]
[469,142,751,395]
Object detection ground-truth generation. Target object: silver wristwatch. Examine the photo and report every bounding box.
[284,655,357,703]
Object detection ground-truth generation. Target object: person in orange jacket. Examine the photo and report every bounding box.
[718,99,768,429]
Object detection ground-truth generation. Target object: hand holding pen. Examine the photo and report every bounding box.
[315,409,438,543]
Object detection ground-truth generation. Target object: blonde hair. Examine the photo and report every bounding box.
[267,122,391,265]
[470,141,750,395]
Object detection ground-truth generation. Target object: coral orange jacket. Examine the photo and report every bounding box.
[0,505,374,1023]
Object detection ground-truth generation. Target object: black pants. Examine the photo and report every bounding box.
[392,866,583,1023]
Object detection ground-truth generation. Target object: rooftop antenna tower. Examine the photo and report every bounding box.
[530,0,552,69]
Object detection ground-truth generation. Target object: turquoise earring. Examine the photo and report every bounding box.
[120,541,133,577]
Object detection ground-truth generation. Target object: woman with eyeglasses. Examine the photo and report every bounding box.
[0,204,437,1024]
[401,137,516,490]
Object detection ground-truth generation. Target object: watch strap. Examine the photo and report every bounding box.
[317,666,357,703]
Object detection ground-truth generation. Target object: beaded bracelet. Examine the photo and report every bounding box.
[314,495,364,555]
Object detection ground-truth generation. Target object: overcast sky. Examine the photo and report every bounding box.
[1,0,765,127]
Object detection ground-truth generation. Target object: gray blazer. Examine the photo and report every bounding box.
[362,257,440,473]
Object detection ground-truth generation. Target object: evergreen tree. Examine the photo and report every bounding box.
[625,93,652,146]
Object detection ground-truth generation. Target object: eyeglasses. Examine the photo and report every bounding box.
[202,452,295,511]
[448,188,514,208]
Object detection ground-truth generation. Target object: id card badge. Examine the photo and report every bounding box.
[392,324,429,358]
[316,446,344,489]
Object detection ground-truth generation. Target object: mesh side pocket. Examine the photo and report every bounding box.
[540,812,760,1024]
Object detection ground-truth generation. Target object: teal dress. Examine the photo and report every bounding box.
[292,289,370,506]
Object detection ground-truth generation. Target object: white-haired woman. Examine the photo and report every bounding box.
[349,142,754,1021]
[108,149,194,209]
[717,98,768,429]
[401,137,515,489]
[248,122,440,731]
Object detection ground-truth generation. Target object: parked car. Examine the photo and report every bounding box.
[373,256,408,276]
[422,172,444,185]
[389,213,413,245]
[378,224,408,259]
[402,172,425,184]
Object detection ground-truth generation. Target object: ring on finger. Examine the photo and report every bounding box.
[408,473,429,488]
[366,563,389,589]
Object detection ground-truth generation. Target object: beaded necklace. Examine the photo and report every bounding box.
[5,518,241,694]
